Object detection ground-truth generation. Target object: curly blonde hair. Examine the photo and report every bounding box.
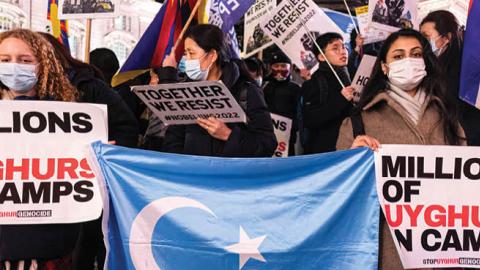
[0,29,79,101]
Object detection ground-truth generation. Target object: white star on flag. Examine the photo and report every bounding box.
[225,226,267,270]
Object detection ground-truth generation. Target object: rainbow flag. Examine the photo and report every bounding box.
[112,0,208,87]
[459,0,480,109]
[47,0,70,52]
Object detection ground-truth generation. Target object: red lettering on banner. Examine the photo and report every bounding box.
[424,205,446,227]
[448,205,470,227]
[57,158,79,179]
[404,205,423,227]
[79,159,95,179]
[0,158,94,180]
[385,204,403,227]
[5,158,29,180]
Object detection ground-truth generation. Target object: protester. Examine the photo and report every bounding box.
[89,48,119,86]
[263,51,301,156]
[40,33,139,270]
[41,33,139,148]
[301,32,354,154]
[159,24,277,157]
[420,10,480,146]
[0,29,83,270]
[336,29,466,270]
[244,56,265,87]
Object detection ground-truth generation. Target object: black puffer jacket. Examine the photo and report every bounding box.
[161,61,277,157]
[302,62,353,154]
[68,68,139,147]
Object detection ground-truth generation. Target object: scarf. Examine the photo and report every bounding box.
[387,83,428,125]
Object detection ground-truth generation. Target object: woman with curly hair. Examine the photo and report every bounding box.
[0,29,78,102]
[0,29,82,270]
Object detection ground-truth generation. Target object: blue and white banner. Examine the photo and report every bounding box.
[89,142,379,270]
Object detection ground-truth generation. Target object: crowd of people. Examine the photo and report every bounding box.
[0,7,478,270]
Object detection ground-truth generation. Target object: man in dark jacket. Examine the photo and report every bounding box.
[263,51,301,156]
[302,32,355,154]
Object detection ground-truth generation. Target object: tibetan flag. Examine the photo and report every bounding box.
[89,142,379,270]
[459,0,480,109]
[112,0,207,87]
[47,0,70,52]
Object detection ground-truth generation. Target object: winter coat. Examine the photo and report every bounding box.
[263,78,301,156]
[67,68,139,147]
[302,62,353,154]
[438,40,480,146]
[161,61,277,157]
[336,91,466,270]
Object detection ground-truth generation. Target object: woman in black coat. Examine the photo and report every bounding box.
[159,24,277,157]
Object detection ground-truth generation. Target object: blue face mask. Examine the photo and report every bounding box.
[0,63,38,93]
[429,36,441,56]
[185,53,211,81]
[178,56,186,73]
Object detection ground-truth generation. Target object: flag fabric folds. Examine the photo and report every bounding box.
[89,142,380,270]
[47,0,70,52]
[112,0,206,87]
[459,0,480,109]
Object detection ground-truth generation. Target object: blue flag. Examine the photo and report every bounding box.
[207,0,255,58]
[459,0,480,108]
[89,142,379,270]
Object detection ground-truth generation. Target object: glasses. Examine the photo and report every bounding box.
[326,44,347,54]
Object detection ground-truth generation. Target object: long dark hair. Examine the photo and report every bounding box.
[184,24,254,82]
[39,32,104,80]
[357,29,463,145]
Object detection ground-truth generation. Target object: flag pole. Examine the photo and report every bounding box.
[342,0,360,34]
[84,18,92,63]
[172,0,204,51]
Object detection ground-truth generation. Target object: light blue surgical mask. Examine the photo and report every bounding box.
[0,63,37,93]
[429,36,442,56]
[178,56,186,73]
[185,53,211,81]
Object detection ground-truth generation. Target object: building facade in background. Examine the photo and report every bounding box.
[0,0,470,64]
[0,0,160,64]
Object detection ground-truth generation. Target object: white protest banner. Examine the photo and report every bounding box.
[352,54,377,102]
[260,0,344,72]
[0,101,107,224]
[133,81,247,125]
[355,5,390,44]
[243,0,276,58]
[375,145,480,269]
[368,0,418,32]
[58,0,119,19]
[271,113,292,157]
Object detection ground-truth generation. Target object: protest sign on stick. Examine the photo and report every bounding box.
[243,0,276,58]
[260,0,344,73]
[351,54,377,102]
[355,5,390,44]
[133,81,247,125]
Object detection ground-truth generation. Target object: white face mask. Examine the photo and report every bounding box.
[255,77,263,87]
[185,53,211,81]
[386,58,427,91]
[0,63,38,93]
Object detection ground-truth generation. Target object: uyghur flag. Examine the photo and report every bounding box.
[88,142,380,270]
